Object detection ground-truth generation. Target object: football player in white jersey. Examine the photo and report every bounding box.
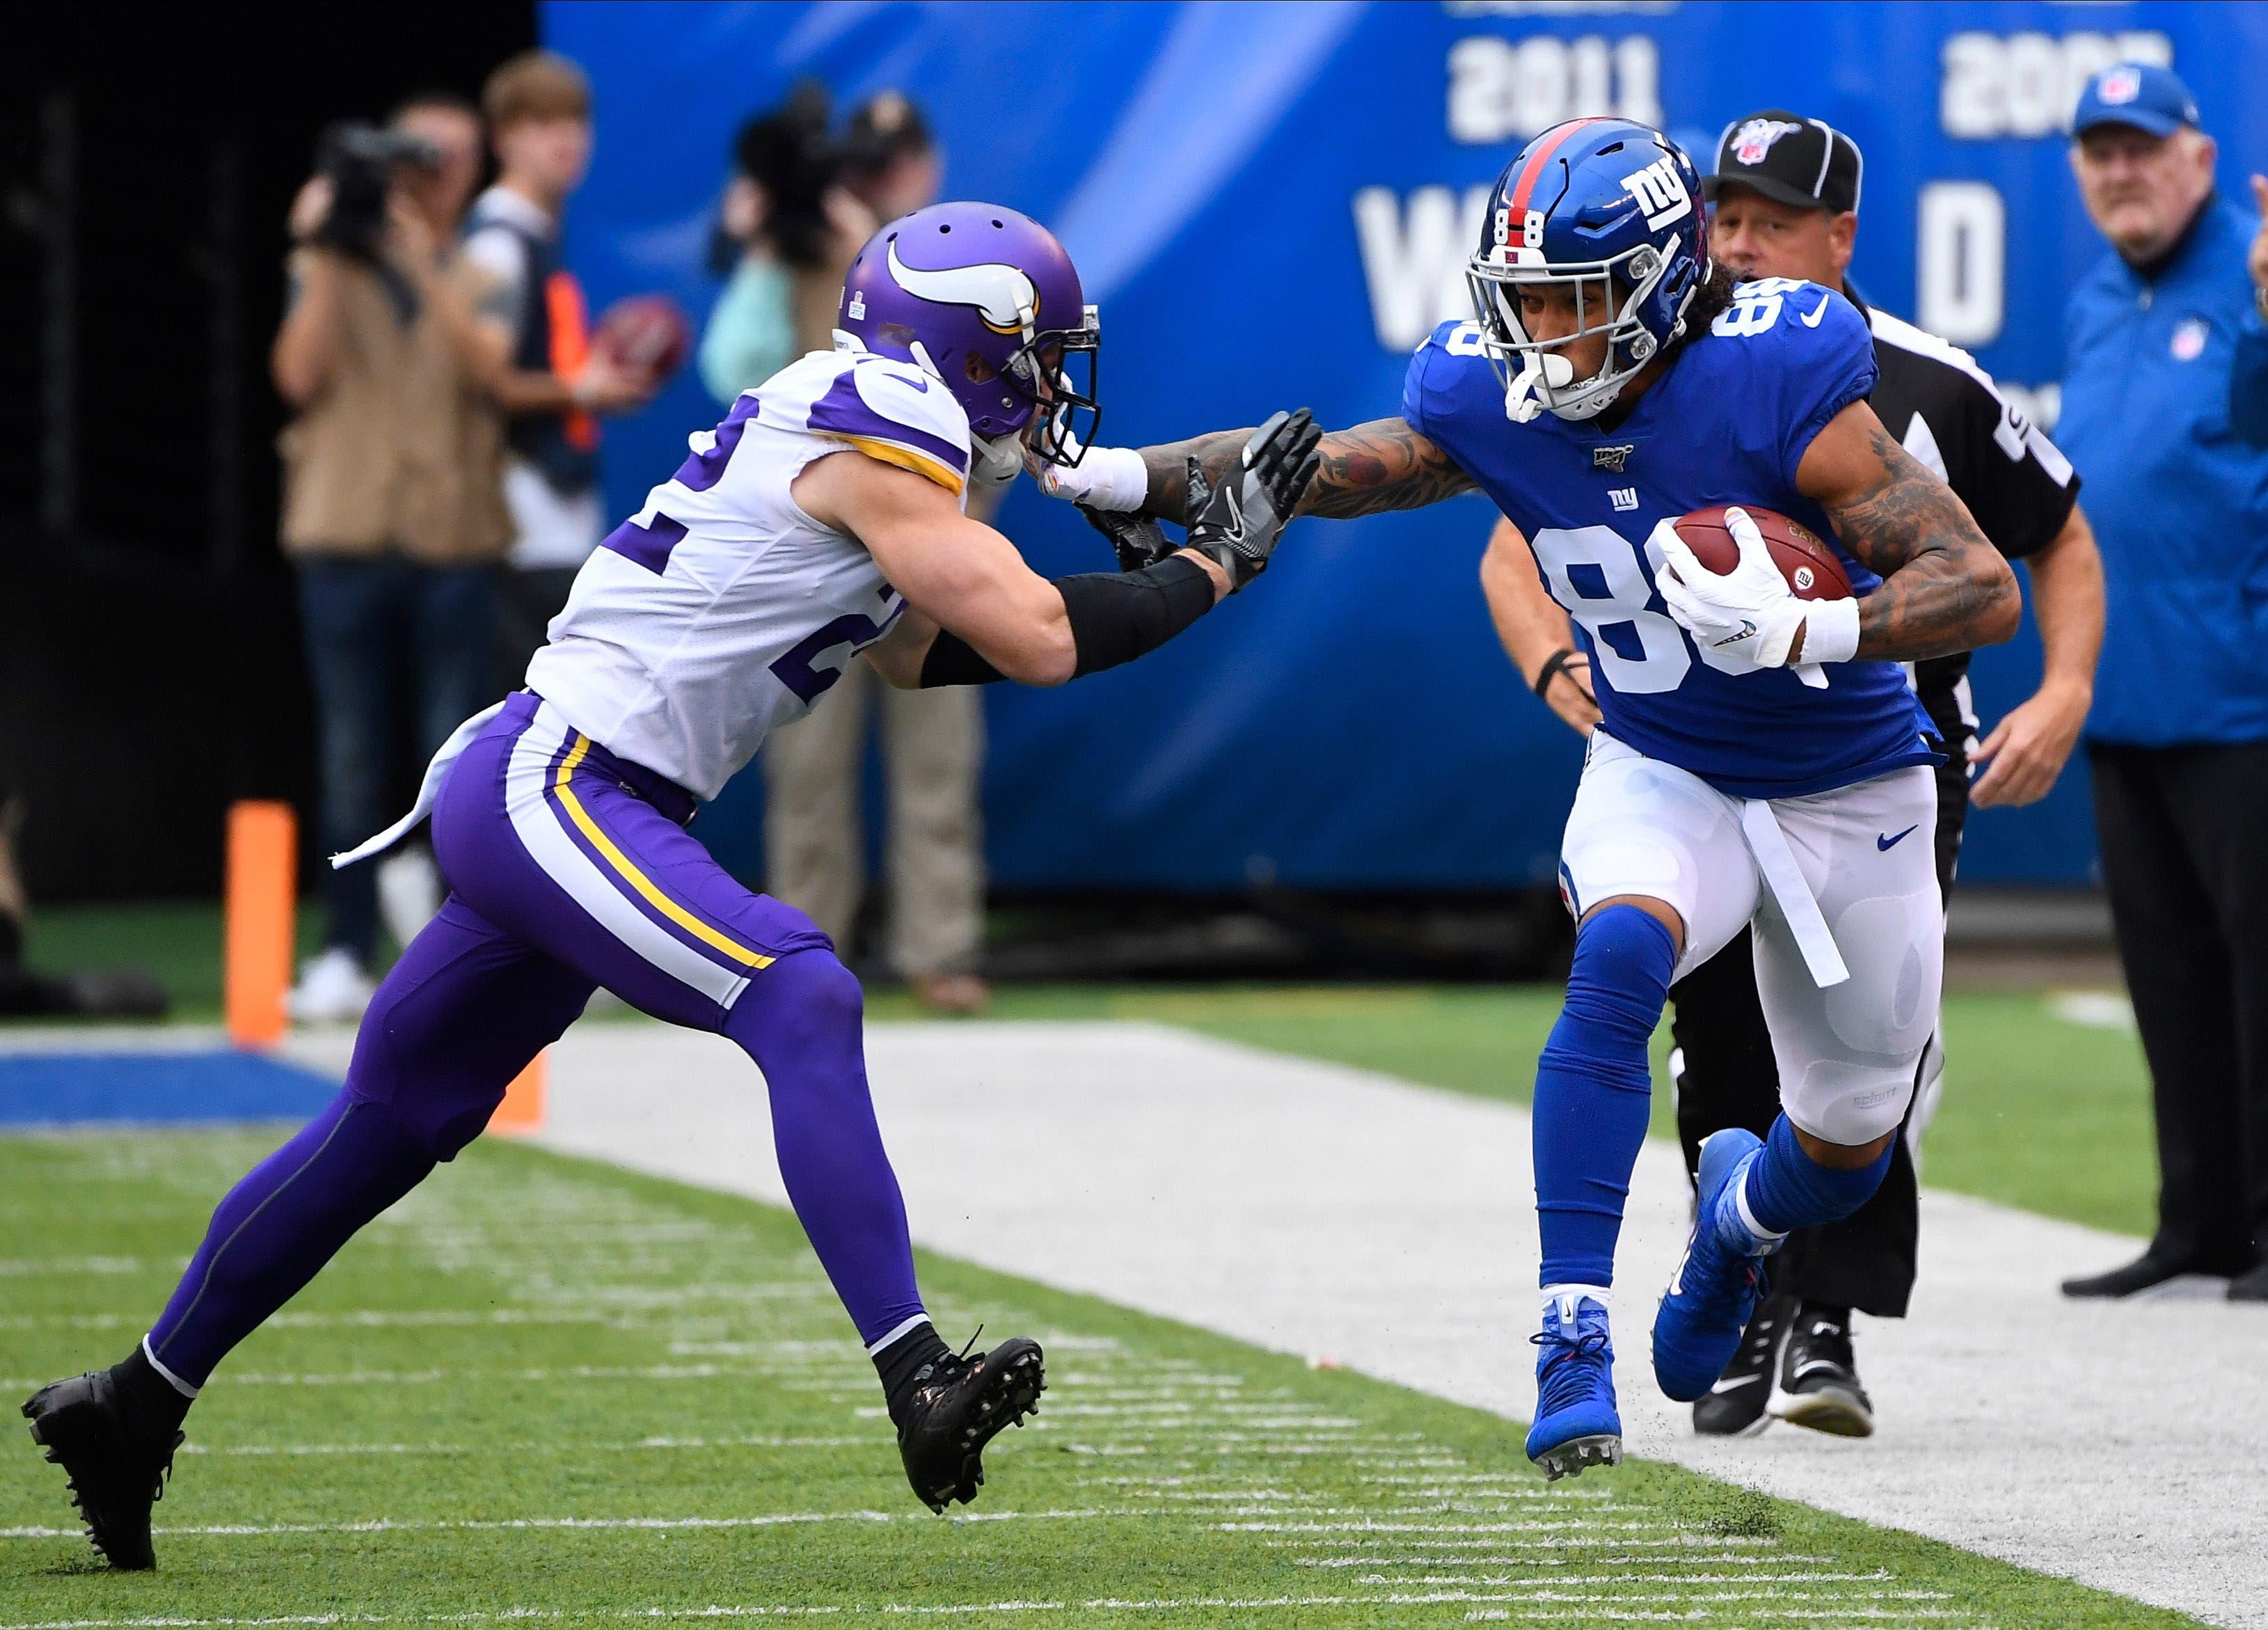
[22,202,1321,1569]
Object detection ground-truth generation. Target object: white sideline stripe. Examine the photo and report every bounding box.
[504,704,748,1009]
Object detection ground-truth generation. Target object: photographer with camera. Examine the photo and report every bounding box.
[271,92,515,1024]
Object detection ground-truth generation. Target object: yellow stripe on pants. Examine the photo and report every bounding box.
[552,736,775,971]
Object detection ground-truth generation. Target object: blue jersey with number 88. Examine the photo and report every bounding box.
[1406,278,1938,799]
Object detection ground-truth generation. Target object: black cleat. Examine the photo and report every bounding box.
[895,1334,1045,1513]
[1774,1302,1873,1437]
[1692,1290,1791,1437]
[22,1370,184,1569]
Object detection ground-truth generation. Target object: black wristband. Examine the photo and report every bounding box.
[1059,554,1216,678]
[1534,647,1585,699]
[919,631,1006,688]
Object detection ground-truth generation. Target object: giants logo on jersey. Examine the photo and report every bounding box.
[1620,156,1692,231]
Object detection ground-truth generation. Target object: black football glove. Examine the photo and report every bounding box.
[1182,409,1323,592]
[1078,503,1175,573]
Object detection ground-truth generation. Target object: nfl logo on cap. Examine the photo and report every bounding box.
[2099,67,2142,105]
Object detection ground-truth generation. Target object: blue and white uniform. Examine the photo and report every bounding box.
[1411,280,1942,1144]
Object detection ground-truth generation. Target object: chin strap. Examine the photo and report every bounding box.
[1505,351,1575,423]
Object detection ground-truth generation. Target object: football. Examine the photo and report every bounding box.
[1672,505,1852,601]
[593,293,692,384]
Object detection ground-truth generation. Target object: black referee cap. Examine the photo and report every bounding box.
[1704,111,1863,215]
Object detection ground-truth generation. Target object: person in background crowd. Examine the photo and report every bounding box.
[463,50,653,684]
[1477,111,2098,1439]
[697,86,837,409]
[0,783,164,1019]
[2054,64,2268,1304]
[761,92,991,1015]
[272,91,514,1023]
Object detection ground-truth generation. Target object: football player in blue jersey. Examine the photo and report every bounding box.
[1046,118,2020,1478]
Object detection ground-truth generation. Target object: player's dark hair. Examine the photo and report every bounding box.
[1682,258,1737,338]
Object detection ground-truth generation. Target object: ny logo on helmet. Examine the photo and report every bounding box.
[1621,156,1692,232]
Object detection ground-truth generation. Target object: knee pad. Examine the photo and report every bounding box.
[1543,905,1678,1087]
[726,948,865,1059]
[1784,1058,1916,1147]
[1558,905,1677,1037]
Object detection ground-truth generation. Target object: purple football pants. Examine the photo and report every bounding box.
[146,694,930,1389]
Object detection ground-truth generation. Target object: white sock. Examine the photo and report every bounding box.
[1539,1283,1611,1327]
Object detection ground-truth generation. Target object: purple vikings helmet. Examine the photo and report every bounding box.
[1466,117,1711,422]
[838,201,1100,466]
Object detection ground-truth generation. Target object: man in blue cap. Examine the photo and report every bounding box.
[2056,63,2268,1301]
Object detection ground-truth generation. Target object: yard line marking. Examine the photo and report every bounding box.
[0,1590,1975,1629]
[0,1508,1174,1542]
[0,1596,1968,1630]
[0,1364,775,1390]
[0,1256,143,1276]
[178,1434,869,1459]
[0,1309,618,1333]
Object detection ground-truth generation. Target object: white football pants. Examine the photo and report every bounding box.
[1560,731,1942,1146]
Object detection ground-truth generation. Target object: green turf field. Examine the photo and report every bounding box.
[0,1128,2193,1628]
[20,902,2160,1236]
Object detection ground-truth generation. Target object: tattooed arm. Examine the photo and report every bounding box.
[1794,399,2020,660]
[1136,417,1476,523]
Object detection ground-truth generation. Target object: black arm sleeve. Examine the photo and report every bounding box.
[919,555,1216,687]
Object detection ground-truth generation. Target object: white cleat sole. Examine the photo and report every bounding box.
[1532,1432,1623,1481]
[1775,1387,1874,1438]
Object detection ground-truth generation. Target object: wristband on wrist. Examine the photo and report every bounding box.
[1533,647,1584,698]
[1799,597,1862,666]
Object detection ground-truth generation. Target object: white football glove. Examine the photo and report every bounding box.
[1026,425,1149,511]
[1651,507,1857,690]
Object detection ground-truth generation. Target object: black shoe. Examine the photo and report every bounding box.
[1691,1290,1790,1437]
[895,1334,1045,1513]
[22,1370,184,1569]
[2228,1262,2268,1302]
[1775,1302,1873,1438]
[2061,1249,2235,1299]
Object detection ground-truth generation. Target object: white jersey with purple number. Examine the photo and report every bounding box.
[526,345,973,800]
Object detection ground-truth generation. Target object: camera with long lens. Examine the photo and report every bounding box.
[311,122,440,262]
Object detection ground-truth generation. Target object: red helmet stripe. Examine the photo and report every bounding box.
[1505,117,1606,219]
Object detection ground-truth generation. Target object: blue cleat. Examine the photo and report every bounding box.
[1524,1292,1621,1480]
[1653,1129,1777,1403]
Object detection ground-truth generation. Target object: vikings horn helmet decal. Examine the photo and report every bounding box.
[885,239,1036,337]
[839,201,1098,464]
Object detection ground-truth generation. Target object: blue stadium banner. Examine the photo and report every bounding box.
[545,1,2267,889]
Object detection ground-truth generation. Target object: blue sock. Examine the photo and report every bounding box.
[1533,904,1676,1289]
[1739,1114,1894,1239]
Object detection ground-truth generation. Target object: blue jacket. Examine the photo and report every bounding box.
[2059,193,2268,745]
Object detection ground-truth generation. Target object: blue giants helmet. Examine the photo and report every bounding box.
[1466,118,1711,422]
[838,201,1100,466]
